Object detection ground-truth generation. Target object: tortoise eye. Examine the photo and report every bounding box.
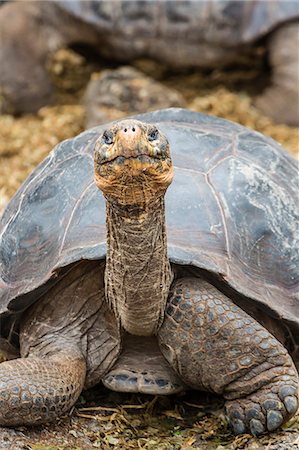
[102,131,113,145]
[148,129,159,142]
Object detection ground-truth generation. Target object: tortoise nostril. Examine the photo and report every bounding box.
[122,126,136,134]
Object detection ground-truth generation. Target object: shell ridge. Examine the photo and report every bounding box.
[58,180,95,256]
[205,172,230,263]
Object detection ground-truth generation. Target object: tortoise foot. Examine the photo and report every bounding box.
[226,377,298,435]
[0,352,86,426]
[255,86,299,127]
[159,277,299,436]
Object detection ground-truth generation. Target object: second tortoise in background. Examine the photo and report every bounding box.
[0,0,298,125]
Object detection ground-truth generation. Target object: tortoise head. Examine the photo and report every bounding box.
[94,119,173,209]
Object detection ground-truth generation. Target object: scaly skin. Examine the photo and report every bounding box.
[159,277,299,435]
[94,120,173,336]
[0,350,86,426]
[0,260,120,426]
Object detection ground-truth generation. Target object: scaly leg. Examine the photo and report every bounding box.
[255,23,299,126]
[0,344,85,426]
[0,261,120,426]
[159,277,298,435]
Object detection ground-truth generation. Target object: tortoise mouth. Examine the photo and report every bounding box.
[101,153,165,166]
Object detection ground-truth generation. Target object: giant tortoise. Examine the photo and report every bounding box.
[0,0,298,125]
[0,108,298,436]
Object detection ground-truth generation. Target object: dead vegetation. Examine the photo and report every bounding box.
[1,387,298,449]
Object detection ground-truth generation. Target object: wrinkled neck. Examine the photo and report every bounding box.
[105,198,173,336]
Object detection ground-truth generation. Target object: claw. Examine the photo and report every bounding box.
[279,385,297,398]
[284,395,298,415]
[231,418,246,435]
[250,418,265,435]
[266,410,284,431]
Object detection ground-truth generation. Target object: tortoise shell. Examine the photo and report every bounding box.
[58,0,299,46]
[0,109,298,351]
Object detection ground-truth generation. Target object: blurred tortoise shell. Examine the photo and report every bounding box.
[0,108,298,359]
[58,0,299,47]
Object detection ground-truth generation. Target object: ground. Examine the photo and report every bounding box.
[0,48,298,449]
[1,388,298,450]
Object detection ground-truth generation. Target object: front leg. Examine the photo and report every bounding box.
[158,277,298,435]
[0,345,86,426]
[0,261,120,426]
[254,22,299,126]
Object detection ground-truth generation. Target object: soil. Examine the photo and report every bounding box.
[0,388,298,450]
[0,48,298,449]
